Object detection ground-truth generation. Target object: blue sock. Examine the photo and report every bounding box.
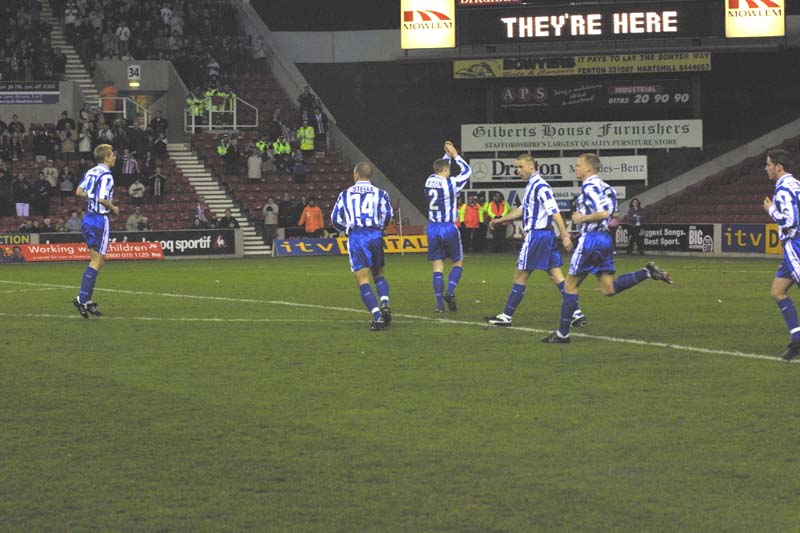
[374,276,389,305]
[447,266,463,295]
[433,272,444,309]
[557,280,583,318]
[503,283,526,316]
[78,266,98,304]
[777,297,800,342]
[612,269,649,295]
[359,283,381,320]
[558,293,579,337]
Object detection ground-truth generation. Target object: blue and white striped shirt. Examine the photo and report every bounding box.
[575,175,617,235]
[424,154,472,223]
[522,171,559,232]
[331,180,393,234]
[769,173,800,242]
[78,163,114,214]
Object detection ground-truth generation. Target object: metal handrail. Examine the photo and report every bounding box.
[184,95,259,133]
[98,96,150,130]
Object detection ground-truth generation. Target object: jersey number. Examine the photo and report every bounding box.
[427,189,439,212]
[348,193,374,220]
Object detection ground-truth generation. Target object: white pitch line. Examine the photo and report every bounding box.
[0,279,790,363]
[0,312,376,325]
[0,287,61,295]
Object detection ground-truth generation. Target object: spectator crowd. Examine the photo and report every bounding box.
[0,0,67,81]
[0,107,175,229]
[51,0,249,91]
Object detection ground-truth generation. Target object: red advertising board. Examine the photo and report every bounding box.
[7,242,165,262]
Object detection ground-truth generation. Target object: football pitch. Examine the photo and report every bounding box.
[2,253,799,531]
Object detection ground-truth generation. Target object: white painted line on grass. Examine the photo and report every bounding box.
[0,312,373,325]
[0,279,790,363]
[0,287,61,295]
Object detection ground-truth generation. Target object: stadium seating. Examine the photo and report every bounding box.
[1,146,200,233]
[645,138,800,224]
[192,131,351,219]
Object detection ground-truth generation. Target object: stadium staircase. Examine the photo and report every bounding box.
[168,143,271,256]
[40,0,101,108]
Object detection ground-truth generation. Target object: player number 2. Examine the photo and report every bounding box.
[428,189,439,212]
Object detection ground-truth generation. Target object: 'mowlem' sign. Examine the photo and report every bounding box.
[725,0,784,38]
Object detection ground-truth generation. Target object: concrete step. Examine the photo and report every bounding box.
[200,198,231,203]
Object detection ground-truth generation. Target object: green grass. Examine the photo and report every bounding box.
[2,254,799,531]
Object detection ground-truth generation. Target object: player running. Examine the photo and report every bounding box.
[542,153,672,344]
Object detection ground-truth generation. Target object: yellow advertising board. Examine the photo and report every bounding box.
[766,224,783,255]
[336,235,429,254]
[454,52,711,79]
[725,0,785,38]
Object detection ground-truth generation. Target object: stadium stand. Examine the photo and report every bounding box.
[0,115,201,233]
[48,0,244,88]
[11,0,800,233]
[0,0,63,81]
[192,131,350,223]
[2,0,359,242]
[646,138,800,224]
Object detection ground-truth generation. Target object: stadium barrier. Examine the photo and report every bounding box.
[0,225,785,260]
[0,229,243,262]
[273,235,428,257]
[2,241,164,263]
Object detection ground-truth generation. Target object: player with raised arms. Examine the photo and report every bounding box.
[425,141,472,313]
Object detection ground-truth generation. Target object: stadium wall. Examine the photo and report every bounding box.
[94,60,191,144]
